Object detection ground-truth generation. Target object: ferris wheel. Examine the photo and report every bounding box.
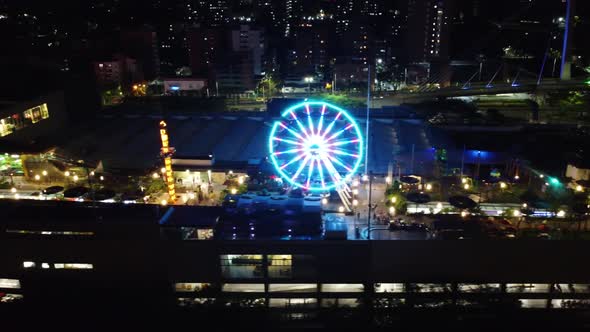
[269,101,364,191]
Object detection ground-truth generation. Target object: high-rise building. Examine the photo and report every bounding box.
[230,24,266,76]
[285,0,303,37]
[208,0,229,26]
[407,0,453,63]
[335,0,354,36]
[187,25,228,77]
[120,27,161,81]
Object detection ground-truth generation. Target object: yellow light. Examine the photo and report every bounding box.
[73,175,79,182]
[14,193,19,199]
[11,187,17,193]
[576,185,583,192]
[65,171,70,177]
[230,188,237,195]
[461,178,467,184]
[513,210,521,217]
[500,182,507,189]
[42,170,48,176]
[160,199,168,206]
[321,198,328,205]
[557,210,566,217]
[161,167,166,174]
[389,206,395,215]
[238,176,244,184]
[461,211,468,217]
[90,171,95,176]
[338,206,345,213]
[426,183,432,191]
[522,203,527,208]
[352,199,358,206]
[152,172,159,179]
[133,85,138,90]
[464,184,470,190]
[391,196,397,203]
[34,174,40,181]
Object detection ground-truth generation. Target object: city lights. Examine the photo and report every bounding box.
[230,188,237,195]
[461,178,467,184]
[513,210,521,217]
[500,182,507,189]
[73,175,79,182]
[576,185,583,192]
[352,199,358,206]
[464,183,470,190]
[152,172,159,179]
[338,206,345,213]
[160,199,168,206]
[42,170,47,176]
[65,171,70,177]
[391,196,397,203]
[34,174,40,180]
[426,183,432,191]
[461,211,468,218]
[11,187,16,193]
[389,206,395,215]
[321,198,328,205]
[557,210,566,217]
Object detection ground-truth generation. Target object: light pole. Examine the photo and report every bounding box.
[365,65,371,175]
[304,76,313,97]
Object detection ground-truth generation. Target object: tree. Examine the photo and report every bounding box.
[257,74,279,99]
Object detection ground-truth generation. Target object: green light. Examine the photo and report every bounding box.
[549,177,560,185]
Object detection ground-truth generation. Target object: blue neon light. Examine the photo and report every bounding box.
[170,86,180,91]
[269,101,364,191]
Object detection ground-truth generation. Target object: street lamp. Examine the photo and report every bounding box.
[152,172,159,179]
[42,170,48,176]
[304,76,314,96]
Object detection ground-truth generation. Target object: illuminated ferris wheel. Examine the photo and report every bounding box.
[269,101,364,191]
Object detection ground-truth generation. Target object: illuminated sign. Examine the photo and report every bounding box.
[159,120,176,201]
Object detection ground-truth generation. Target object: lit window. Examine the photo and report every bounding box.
[0,279,20,289]
[553,284,590,293]
[174,283,211,292]
[220,254,263,279]
[268,254,292,278]
[458,283,501,293]
[269,284,317,293]
[0,293,23,303]
[520,299,547,308]
[409,283,451,293]
[375,283,404,293]
[41,263,50,269]
[506,284,550,293]
[22,261,35,269]
[269,298,317,308]
[222,283,264,292]
[54,263,93,270]
[321,298,360,308]
[321,284,364,293]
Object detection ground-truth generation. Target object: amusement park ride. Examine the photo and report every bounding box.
[269,101,364,212]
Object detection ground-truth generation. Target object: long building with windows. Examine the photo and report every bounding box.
[1,200,590,328]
